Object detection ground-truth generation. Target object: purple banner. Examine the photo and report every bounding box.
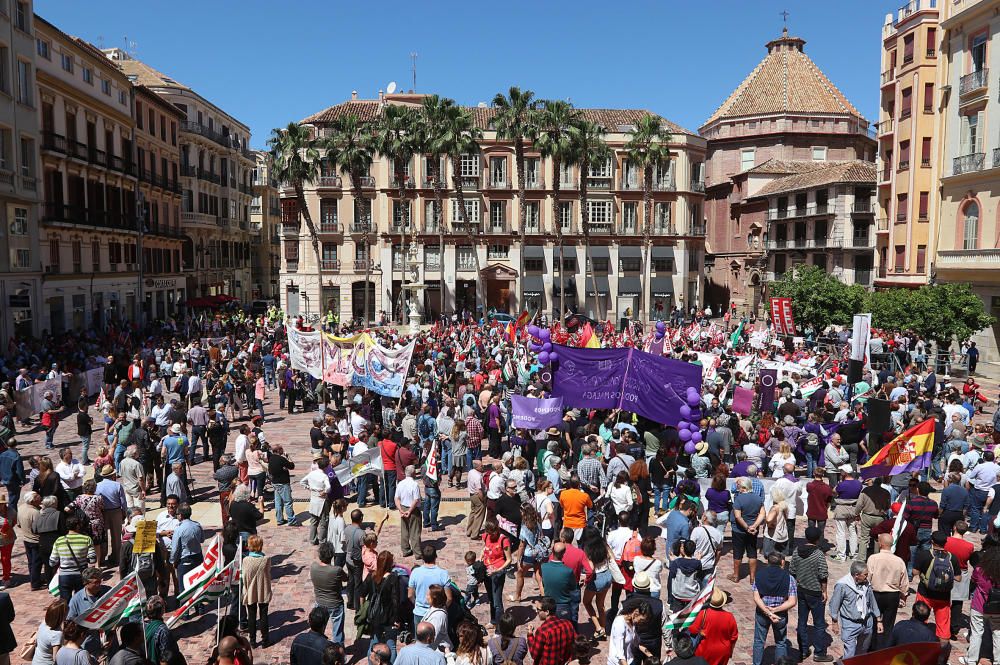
[756,369,778,413]
[550,344,702,426]
[510,395,565,430]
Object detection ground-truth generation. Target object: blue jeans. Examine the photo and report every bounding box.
[274,483,294,523]
[753,611,788,665]
[80,435,91,463]
[840,617,873,659]
[279,389,286,410]
[652,483,671,512]
[114,444,126,471]
[318,604,345,645]
[357,474,371,507]
[382,473,397,508]
[969,488,989,533]
[487,571,506,626]
[44,423,57,449]
[466,447,482,470]
[264,367,275,389]
[423,485,441,528]
[805,451,818,477]
[369,626,398,664]
[909,527,932,576]
[255,398,264,420]
[796,592,828,656]
[440,439,452,475]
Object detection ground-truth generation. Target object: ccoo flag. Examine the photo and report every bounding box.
[859,418,935,480]
[841,641,941,665]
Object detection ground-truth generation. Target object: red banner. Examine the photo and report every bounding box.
[842,642,940,665]
[769,297,795,335]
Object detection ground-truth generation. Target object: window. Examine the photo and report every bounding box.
[901,87,912,118]
[48,237,59,270]
[136,102,143,129]
[652,257,674,273]
[653,202,671,231]
[450,198,480,225]
[524,258,544,272]
[488,244,509,260]
[36,39,50,60]
[524,201,540,231]
[424,246,441,270]
[459,154,479,177]
[12,248,30,268]
[972,33,987,71]
[896,193,908,222]
[962,201,979,250]
[921,137,932,166]
[456,245,477,271]
[14,2,27,31]
[559,202,573,231]
[320,200,337,228]
[587,159,612,178]
[903,34,914,63]
[898,140,910,170]
[321,243,338,264]
[19,137,33,177]
[72,241,82,273]
[392,200,411,229]
[119,90,127,106]
[0,129,9,171]
[91,240,100,271]
[918,191,929,220]
[960,112,983,155]
[923,83,934,113]
[619,257,641,272]
[653,161,673,187]
[740,148,755,171]
[525,158,540,187]
[773,253,787,276]
[587,257,609,273]
[559,163,573,185]
[586,200,613,230]
[691,161,704,185]
[82,67,93,85]
[0,47,7,93]
[16,60,31,106]
[101,78,111,95]
[926,28,936,57]
[561,256,577,272]
[489,200,506,231]
[160,116,166,141]
[148,109,155,135]
[811,146,827,162]
[60,52,73,74]
[424,200,441,232]
[621,202,637,233]
[916,245,927,273]
[9,206,27,234]
[894,245,906,272]
[490,157,507,186]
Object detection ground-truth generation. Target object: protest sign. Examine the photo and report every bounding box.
[74,573,141,630]
[133,520,157,554]
[510,395,565,430]
[15,378,62,421]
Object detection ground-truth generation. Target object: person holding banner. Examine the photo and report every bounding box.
[143,596,185,665]
[66,567,108,659]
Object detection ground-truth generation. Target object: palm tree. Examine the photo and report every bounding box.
[437,105,484,314]
[327,115,375,327]
[535,100,579,320]
[625,114,672,323]
[420,95,455,319]
[570,120,611,321]
[267,123,320,311]
[371,105,421,323]
[492,87,538,312]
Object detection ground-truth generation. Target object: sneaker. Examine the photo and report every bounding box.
[813,655,834,663]
[829,554,846,562]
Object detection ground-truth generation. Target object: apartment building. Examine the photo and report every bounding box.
[104,48,255,303]
[0,0,41,339]
[701,28,876,314]
[281,92,707,323]
[876,0,940,287]
[250,150,280,300]
[936,0,1000,359]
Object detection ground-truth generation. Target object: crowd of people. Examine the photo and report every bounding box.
[0,308,996,665]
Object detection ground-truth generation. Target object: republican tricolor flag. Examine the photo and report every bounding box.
[662,574,715,631]
[859,418,935,480]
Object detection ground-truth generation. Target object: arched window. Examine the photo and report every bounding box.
[962,201,979,250]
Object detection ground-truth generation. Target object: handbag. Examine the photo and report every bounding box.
[607,551,627,585]
[354,598,371,635]
[19,639,35,661]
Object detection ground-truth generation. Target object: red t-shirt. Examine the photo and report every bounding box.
[379,438,398,471]
[482,533,510,571]
[944,536,975,571]
[561,543,594,581]
[806,480,834,520]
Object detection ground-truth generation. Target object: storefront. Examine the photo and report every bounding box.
[521,275,544,316]
[650,276,673,320]
[616,276,641,326]
[143,277,185,321]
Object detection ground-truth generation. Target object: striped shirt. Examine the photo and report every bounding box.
[903,495,939,531]
[577,457,607,493]
[465,416,484,449]
[49,533,97,574]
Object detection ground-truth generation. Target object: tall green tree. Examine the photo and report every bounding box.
[492,87,538,312]
[570,120,611,321]
[326,115,375,327]
[898,283,994,346]
[535,100,579,319]
[420,95,455,319]
[625,115,672,322]
[767,265,865,331]
[267,123,320,311]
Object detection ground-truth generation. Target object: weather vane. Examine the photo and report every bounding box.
[780,10,789,27]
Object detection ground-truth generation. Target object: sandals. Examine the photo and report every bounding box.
[726,574,740,583]
[593,630,606,640]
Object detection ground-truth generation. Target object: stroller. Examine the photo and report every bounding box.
[591,495,616,536]
[300,385,319,412]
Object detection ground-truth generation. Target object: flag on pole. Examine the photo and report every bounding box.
[663,575,716,631]
[515,310,530,328]
[729,319,745,348]
[859,419,935,480]
[333,447,384,486]
[891,500,907,553]
[73,572,142,630]
[505,322,516,344]
[178,535,223,599]
[425,440,440,482]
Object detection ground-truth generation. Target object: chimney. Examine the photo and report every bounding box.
[378,89,384,102]
[351,90,358,101]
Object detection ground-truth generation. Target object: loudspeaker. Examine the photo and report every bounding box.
[847,358,864,385]
[867,398,891,443]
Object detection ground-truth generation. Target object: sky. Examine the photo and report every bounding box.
[37,0,901,148]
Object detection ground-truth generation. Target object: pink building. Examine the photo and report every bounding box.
[700,29,876,314]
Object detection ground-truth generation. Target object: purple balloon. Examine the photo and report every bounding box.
[679,405,692,419]
[527,325,540,337]
[538,329,551,341]
[691,431,702,443]
[687,422,700,432]
[679,429,692,442]
[686,393,701,407]
[538,351,550,365]
[656,321,666,333]
[683,441,696,454]
[541,342,552,352]
[529,343,542,353]
[549,351,559,363]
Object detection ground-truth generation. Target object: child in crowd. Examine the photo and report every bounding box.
[464,550,486,608]
[93,446,113,483]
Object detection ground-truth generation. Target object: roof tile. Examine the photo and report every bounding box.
[752,160,876,197]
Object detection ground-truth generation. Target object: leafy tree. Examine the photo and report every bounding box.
[863,288,913,331]
[767,265,864,330]
[420,95,455,319]
[268,123,320,298]
[570,119,611,321]
[906,282,994,344]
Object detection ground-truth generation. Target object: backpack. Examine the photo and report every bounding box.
[670,562,702,601]
[803,432,821,453]
[921,549,954,593]
[134,552,155,580]
[531,528,552,561]
[418,416,434,440]
[983,585,1000,615]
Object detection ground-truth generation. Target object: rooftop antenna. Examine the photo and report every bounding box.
[97,35,104,49]
[123,35,137,57]
[410,52,418,92]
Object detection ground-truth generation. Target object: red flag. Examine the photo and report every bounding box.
[841,642,940,665]
[515,310,530,328]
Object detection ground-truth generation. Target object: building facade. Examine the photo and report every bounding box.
[701,29,876,314]
[0,0,42,339]
[279,93,707,323]
[250,150,280,301]
[104,48,255,303]
[936,0,1000,359]
[876,0,940,288]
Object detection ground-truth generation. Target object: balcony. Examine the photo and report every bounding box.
[41,131,67,154]
[585,176,612,190]
[69,141,88,162]
[285,261,298,273]
[458,175,480,190]
[181,165,197,178]
[651,224,675,236]
[852,200,874,214]
[320,221,342,234]
[959,68,988,96]
[179,121,235,150]
[350,223,372,234]
[250,205,262,214]
[768,204,831,220]
[216,217,230,228]
[487,221,510,234]
[321,259,341,271]
[993,147,1000,169]
[487,178,509,190]
[525,179,544,190]
[936,248,1000,269]
[43,203,138,231]
[767,239,788,249]
[689,223,707,237]
[317,175,342,188]
[690,181,705,193]
[881,69,895,86]
[249,222,261,234]
[21,175,36,192]
[198,168,221,185]
[88,147,106,167]
[390,176,415,189]
[877,119,894,136]
[354,259,373,271]
[852,233,872,248]
[0,169,12,189]
[270,235,280,246]
[898,160,910,171]
[619,178,641,191]
[953,152,985,175]
[181,211,217,228]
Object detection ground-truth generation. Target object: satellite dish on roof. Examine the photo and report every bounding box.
[477,102,487,108]
[386,81,397,94]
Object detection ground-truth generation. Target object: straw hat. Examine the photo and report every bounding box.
[709,588,730,608]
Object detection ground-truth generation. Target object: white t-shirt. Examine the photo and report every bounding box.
[607,526,634,560]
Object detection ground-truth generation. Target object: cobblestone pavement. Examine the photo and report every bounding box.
[5,377,999,665]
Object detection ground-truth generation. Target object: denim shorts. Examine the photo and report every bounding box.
[587,568,612,592]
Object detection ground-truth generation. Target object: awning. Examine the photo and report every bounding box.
[553,279,579,296]
[651,277,673,297]
[617,277,642,297]
[585,275,609,297]
[523,245,545,259]
[651,246,674,258]
[522,275,543,297]
[618,246,642,258]
[588,246,610,259]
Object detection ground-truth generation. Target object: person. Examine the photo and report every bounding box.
[787,526,831,662]
[311,542,346,646]
[889,600,938,647]
[831,466,861,562]
[95,468,127,566]
[667,540,703,611]
[558,477,592,542]
[945,520,975,639]
[301,455,331,546]
[0,439,25,512]
[18,491,43,590]
[241,535,272,647]
[751,552,796,665]
[143,595,186,665]
[964,542,1000,665]
[108,622,147,665]
[540,543,576,625]
[686,588,738,665]
[481,518,512,628]
[608,600,650,665]
[690,511,723,583]
[966,451,1000,534]
[912,530,961,652]
[408,544,453,628]
[53,621,89,665]
[49,516,97,601]
[290,607,334,665]
[395,622,446,665]
[666,633,708,665]
[395,465,423,559]
[624,572,664,661]
[632,535,664,598]
[55,449,84,502]
[0,496,13,588]
[828,561,879,658]
[267,444,296,526]
[730,477,763,584]
[855,476,891,561]
[867,533,909,649]
[118,447,146,512]
[526,597,576,665]
[465,460,486,539]
[422,584,452,652]
[66,567,108,657]
[29,599,66,665]
[762,487,789,557]
[452,620,486,665]
[366,550,402,662]
[513,503,547,602]
[662,500,695,555]
[170,503,204,594]
[342,508,365,611]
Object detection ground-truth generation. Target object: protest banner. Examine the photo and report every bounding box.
[333,447,384,486]
[133,520,157,555]
[732,386,754,416]
[180,535,222,593]
[15,378,62,421]
[769,297,796,336]
[322,332,415,398]
[74,572,141,630]
[286,326,323,379]
[510,395,565,430]
[755,369,778,412]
